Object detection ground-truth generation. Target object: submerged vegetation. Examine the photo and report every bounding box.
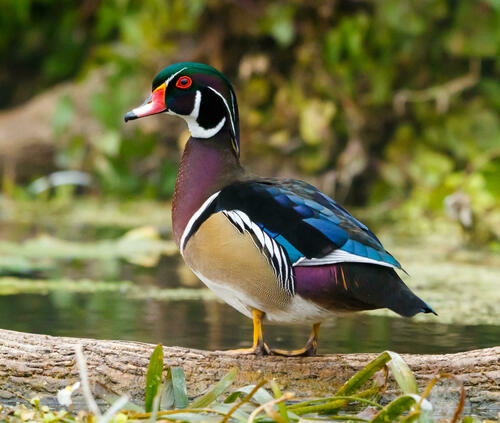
[1,345,484,423]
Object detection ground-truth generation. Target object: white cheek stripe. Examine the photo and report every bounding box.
[294,249,399,270]
[167,89,227,139]
[208,86,236,137]
[178,89,227,139]
[190,90,202,119]
[180,191,221,254]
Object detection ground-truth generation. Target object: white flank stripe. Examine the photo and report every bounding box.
[273,241,282,268]
[180,191,221,253]
[238,211,253,228]
[222,209,295,296]
[228,210,245,230]
[252,223,266,247]
[281,248,289,281]
[264,235,274,257]
[294,249,399,269]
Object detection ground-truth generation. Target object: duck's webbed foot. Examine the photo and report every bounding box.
[271,323,321,357]
[221,342,271,356]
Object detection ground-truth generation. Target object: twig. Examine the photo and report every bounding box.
[74,344,101,416]
[99,395,129,423]
[394,60,480,114]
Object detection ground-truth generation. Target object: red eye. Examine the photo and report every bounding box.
[176,76,192,89]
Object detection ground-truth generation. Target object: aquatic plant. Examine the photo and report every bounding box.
[0,344,482,423]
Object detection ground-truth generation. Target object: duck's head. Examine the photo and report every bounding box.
[124,62,240,156]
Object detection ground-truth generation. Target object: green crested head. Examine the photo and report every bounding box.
[125,62,240,157]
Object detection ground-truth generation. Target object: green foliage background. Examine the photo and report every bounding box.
[1,0,499,241]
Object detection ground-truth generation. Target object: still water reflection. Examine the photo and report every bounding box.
[1,221,499,355]
[1,291,498,354]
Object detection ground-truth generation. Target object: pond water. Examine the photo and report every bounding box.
[1,292,499,354]
[0,218,499,355]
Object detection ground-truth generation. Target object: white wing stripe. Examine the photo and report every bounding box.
[295,249,399,269]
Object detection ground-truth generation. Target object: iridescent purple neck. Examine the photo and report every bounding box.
[172,135,243,246]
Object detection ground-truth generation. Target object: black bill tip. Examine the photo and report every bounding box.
[124,111,137,122]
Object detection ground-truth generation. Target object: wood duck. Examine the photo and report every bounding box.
[124,62,436,356]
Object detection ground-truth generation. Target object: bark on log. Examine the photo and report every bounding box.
[0,329,498,418]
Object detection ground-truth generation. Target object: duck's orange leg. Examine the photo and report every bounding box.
[221,309,271,355]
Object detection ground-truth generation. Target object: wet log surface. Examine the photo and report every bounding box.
[0,329,498,418]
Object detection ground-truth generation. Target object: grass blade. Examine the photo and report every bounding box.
[220,380,268,423]
[211,403,250,423]
[462,417,483,423]
[270,380,291,423]
[335,352,391,396]
[224,391,243,404]
[386,351,418,395]
[369,395,417,423]
[231,383,273,405]
[95,381,144,412]
[190,368,237,409]
[144,344,164,413]
[166,367,188,409]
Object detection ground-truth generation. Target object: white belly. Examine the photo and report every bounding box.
[191,267,332,323]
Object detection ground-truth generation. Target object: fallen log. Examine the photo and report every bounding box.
[0,329,498,418]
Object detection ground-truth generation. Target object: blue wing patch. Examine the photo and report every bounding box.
[215,179,402,269]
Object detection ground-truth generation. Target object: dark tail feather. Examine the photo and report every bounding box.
[339,263,437,317]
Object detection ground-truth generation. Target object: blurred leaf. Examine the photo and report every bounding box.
[145,344,164,413]
[369,395,417,422]
[299,99,336,146]
[386,351,418,395]
[336,352,391,396]
[165,367,188,410]
[52,95,74,136]
[190,368,237,409]
[262,4,295,46]
[95,131,121,157]
[230,384,274,405]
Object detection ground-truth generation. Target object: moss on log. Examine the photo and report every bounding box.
[0,329,498,418]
